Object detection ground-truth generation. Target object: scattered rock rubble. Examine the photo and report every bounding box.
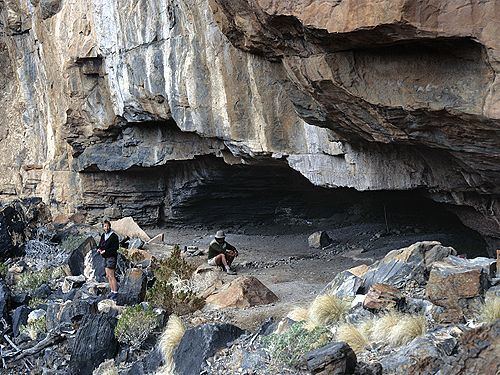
[0,200,498,374]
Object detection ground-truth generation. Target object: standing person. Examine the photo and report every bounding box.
[97,220,119,300]
[207,230,238,275]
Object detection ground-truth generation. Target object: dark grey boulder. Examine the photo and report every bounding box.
[69,313,118,375]
[0,204,26,260]
[117,268,147,306]
[46,299,95,331]
[0,280,10,319]
[67,236,96,276]
[12,305,30,337]
[306,341,357,375]
[173,323,244,375]
[123,348,163,375]
[32,283,52,299]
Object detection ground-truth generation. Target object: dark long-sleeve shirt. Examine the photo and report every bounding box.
[208,239,236,259]
[98,232,119,258]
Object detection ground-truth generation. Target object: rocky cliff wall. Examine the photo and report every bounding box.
[0,0,498,249]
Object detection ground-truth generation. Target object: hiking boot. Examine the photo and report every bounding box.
[109,292,118,301]
[226,268,236,275]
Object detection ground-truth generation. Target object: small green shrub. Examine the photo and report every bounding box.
[28,297,46,309]
[20,316,46,340]
[115,305,159,348]
[0,263,7,279]
[146,246,203,315]
[261,322,332,368]
[15,268,52,292]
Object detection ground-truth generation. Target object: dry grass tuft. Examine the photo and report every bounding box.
[157,315,185,375]
[370,310,402,343]
[336,323,370,353]
[387,315,426,347]
[307,295,350,327]
[480,296,500,323]
[287,307,309,322]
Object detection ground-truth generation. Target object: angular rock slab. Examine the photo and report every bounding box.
[205,276,278,308]
[116,268,147,306]
[362,241,456,290]
[306,341,357,375]
[174,323,244,375]
[380,326,460,374]
[70,313,118,375]
[110,217,150,242]
[46,299,95,331]
[426,255,490,322]
[321,268,364,297]
[12,305,30,337]
[66,236,96,276]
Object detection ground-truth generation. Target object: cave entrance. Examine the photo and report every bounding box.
[162,156,487,257]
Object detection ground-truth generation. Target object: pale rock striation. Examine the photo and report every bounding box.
[0,0,498,250]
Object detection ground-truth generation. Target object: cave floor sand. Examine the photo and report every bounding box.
[145,220,481,330]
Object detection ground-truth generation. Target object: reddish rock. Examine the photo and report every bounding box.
[426,256,489,322]
[206,276,278,308]
[363,283,402,310]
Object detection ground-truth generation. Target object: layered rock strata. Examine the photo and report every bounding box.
[0,0,498,249]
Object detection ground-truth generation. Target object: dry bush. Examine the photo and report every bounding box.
[157,315,185,375]
[370,310,402,343]
[147,246,204,315]
[480,296,500,323]
[336,323,370,353]
[388,315,426,346]
[307,295,350,327]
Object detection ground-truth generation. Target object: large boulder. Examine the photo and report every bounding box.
[173,323,244,375]
[426,256,491,322]
[205,276,278,308]
[46,299,95,331]
[116,268,147,306]
[69,313,118,375]
[306,342,357,375]
[66,236,96,276]
[362,241,456,290]
[321,265,368,297]
[380,326,460,374]
[308,231,332,249]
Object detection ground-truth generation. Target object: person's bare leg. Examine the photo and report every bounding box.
[215,254,229,269]
[106,268,118,292]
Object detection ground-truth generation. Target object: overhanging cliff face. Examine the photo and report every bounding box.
[0,1,498,249]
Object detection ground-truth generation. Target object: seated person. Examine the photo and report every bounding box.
[207,230,238,275]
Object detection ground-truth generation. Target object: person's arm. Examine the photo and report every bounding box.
[225,242,238,256]
[100,234,119,257]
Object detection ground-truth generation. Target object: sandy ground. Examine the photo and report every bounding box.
[145,219,483,330]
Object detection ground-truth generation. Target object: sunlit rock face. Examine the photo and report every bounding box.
[0,0,498,250]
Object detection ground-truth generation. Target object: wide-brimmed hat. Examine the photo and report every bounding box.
[215,230,226,239]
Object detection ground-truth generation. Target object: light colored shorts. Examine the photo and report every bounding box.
[208,257,218,266]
